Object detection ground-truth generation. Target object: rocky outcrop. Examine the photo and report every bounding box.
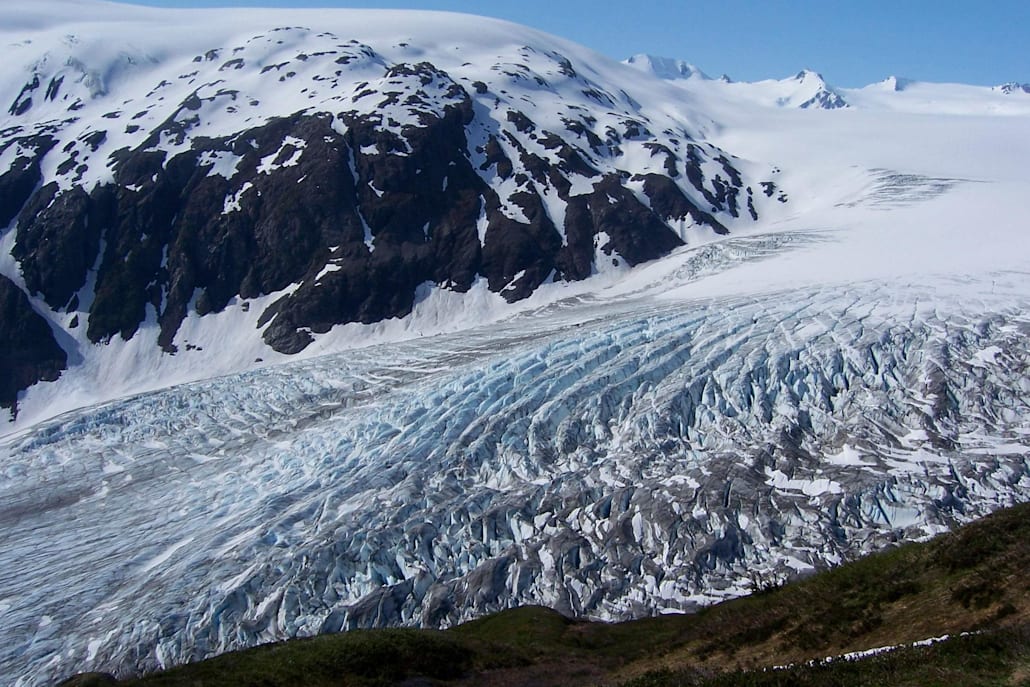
[995,82,1030,95]
[0,275,67,415]
[0,133,56,229]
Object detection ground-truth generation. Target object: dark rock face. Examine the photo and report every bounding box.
[561,175,683,276]
[798,89,848,110]
[1,30,778,394]
[639,174,728,234]
[0,275,67,415]
[0,133,56,229]
[13,184,103,311]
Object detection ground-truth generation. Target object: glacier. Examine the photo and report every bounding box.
[3,238,1029,685]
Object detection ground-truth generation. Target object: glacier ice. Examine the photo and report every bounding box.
[2,264,1028,685]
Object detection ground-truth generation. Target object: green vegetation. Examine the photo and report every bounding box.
[118,629,473,687]
[62,503,1030,687]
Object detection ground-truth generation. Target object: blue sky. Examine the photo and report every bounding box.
[123,0,1028,87]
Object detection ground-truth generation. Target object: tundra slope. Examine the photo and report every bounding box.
[3,3,1030,687]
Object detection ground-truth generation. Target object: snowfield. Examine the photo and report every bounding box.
[2,2,1030,686]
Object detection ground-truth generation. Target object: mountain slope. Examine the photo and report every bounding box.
[0,2,782,426]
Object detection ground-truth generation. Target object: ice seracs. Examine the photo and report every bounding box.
[3,259,1029,687]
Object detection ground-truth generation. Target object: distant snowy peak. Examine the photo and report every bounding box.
[994,81,1030,95]
[867,75,1030,98]
[624,54,710,81]
[629,55,848,110]
[848,76,1030,115]
[784,69,849,109]
[872,75,914,92]
[630,57,1030,115]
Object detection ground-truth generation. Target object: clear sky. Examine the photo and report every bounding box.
[121,0,1028,87]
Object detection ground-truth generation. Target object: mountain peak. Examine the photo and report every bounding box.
[783,69,848,108]
[793,68,825,82]
[623,53,710,81]
[629,55,847,110]
[995,81,1030,95]
[876,75,914,92]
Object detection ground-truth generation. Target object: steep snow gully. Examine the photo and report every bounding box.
[4,266,1029,685]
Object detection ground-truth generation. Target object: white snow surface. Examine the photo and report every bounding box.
[1,3,1030,686]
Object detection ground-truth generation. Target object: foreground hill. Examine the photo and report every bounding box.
[60,502,1030,686]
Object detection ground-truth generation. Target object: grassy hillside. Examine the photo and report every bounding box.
[60,503,1030,687]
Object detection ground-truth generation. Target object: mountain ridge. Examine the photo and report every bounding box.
[626,52,1030,113]
[1,3,780,425]
[624,55,849,110]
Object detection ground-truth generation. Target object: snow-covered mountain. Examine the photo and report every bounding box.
[848,75,1030,114]
[623,54,712,82]
[629,54,1030,116]
[995,81,1030,95]
[626,55,848,109]
[1,3,785,430]
[2,4,1030,687]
